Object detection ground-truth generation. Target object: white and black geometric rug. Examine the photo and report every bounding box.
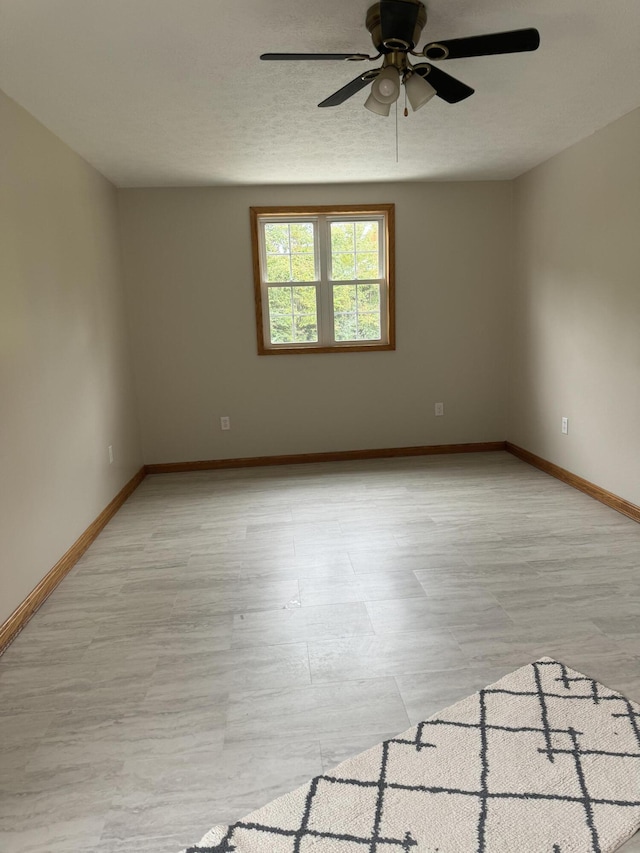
[182,658,640,852]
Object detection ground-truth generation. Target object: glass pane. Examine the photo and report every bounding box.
[268,286,292,314]
[357,312,381,340]
[289,222,315,254]
[294,314,318,343]
[355,221,379,253]
[264,223,290,255]
[266,254,291,282]
[333,285,357,314]
[268,285,317,346]
[293,286,316,314]
[331,222,355,254]
[332,253,356,281]
[269,315,294,344]
[291,254,316,282]
[357,283,380,311]
[355,252,379,280]
[334,313,358,342]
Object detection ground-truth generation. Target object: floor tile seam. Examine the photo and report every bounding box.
[0,690,158,715]
[443,625,483,666]
[499,604,619,634]
[305,641,313,688]
[299,588,430,608]
[233,599,374,619]
[225,673,406,702]
[414,578,504,607]
[230,634,348,651]
[494,589,636,612]
[363,595,515,621]
[392,674,414,725]
[94,828,191,852]
[150,639,309,669]
[307,662,471,688]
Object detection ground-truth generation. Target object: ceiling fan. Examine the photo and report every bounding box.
[260,0,540,116]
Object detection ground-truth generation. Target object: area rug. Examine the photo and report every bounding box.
[183,658,640,852]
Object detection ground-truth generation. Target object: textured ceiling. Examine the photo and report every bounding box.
[1,0,640,187]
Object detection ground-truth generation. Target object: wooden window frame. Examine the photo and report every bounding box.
[250,204,396,355]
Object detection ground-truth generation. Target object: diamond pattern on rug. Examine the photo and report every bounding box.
[182,659,640,852]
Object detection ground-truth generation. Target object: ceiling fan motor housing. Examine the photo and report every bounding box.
[366,0,427,53]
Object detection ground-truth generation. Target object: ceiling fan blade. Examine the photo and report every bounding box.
[424,28,540,60]
[413,64,474,103]
[260,53,369,61]
[318,72,377,107]
[379,0,420,49]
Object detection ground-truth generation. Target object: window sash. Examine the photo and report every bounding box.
[260,218,320,286]
[264,282,321,348]
[331,281,386,344]
[259,214,388,350]
[326,216,384,283]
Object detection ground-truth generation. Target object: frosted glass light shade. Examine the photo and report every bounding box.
[364,91,391,115]
[405,72,437,111]
[371,66,400,104]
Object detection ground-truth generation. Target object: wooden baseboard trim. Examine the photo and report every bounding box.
[145,442,507,475]
[506,442,640,524]
[0,467,146,656]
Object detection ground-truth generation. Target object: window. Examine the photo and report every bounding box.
[250,204,395,354]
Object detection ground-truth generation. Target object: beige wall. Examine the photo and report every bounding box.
[0,91,142,624]
[118,182,513,464]
[2,87,638,628]
[509,108,640,505]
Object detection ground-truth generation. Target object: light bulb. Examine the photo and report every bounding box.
[378,78,397,98]
[371,66,400,104]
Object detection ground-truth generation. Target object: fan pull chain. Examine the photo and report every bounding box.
[395,99,399,163]
[404,85,408,118]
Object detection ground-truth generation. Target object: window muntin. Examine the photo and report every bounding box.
[329,220,380,281]
[264,221,317,283]
[251,205,394,355]
[333,283,381,342]
[267,285,319,344]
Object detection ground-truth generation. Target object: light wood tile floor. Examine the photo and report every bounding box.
[1,452,640,852]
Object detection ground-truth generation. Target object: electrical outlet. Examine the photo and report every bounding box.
[108,445,114,464]
[220,416,230,431]
[561,417,569,435]
[435,402,444,417]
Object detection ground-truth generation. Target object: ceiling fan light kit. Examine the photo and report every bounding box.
[260,0,540,117]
